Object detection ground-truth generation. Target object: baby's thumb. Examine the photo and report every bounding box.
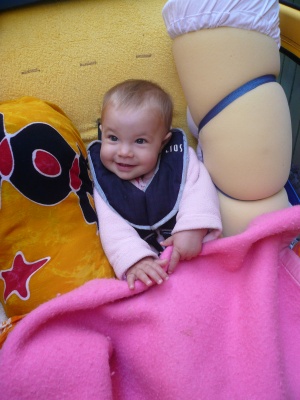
[160,236,173,247]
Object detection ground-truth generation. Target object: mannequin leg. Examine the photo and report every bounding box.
[172,28,292,235]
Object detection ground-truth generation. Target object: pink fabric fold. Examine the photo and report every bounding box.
[1,206,300,400]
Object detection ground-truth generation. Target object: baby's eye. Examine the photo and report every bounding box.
[108,135,118,142]
[136,138,147,144]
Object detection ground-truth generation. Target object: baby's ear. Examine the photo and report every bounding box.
[161,130,172,150]
[97,121,102,140]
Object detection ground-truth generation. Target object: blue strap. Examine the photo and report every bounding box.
[198,74,277,201]
[198,74,276,132]
[213,184,240,201]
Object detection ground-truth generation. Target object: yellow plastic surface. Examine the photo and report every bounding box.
[280,3,300,58]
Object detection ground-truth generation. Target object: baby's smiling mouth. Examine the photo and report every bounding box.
[117,163,133,167]
[116,162,136,171]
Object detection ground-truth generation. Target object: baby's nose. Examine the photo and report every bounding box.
[118,143,133,157]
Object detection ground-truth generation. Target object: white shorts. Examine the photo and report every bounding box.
[162,0,280,48]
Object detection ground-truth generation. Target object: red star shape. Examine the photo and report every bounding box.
[0,252,50,302]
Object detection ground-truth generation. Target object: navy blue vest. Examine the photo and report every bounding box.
[88,128,188,251]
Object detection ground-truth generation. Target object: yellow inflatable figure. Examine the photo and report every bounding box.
[162,0,292,236]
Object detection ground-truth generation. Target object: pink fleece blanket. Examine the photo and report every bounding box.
[1,206,300,400]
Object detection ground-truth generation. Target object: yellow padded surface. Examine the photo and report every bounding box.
[280,4,300,58]
[0,0,190,145]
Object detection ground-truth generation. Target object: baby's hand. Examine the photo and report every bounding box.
[126,256,169,290]
[161,229,208,274]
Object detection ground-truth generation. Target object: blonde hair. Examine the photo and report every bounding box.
[101,79,173,131]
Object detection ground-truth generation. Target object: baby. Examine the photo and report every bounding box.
[88,79,222,289]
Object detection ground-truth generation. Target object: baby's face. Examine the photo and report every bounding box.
[100,105,171,180]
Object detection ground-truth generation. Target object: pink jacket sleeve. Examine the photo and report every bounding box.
[93,189,158,280]
[172,147,222,242]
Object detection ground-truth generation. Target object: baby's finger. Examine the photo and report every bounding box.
[126,273,136,290]
[157,258,168,265]
[167,248,180,274]
[156,258,168,270]
[160,236,173,247]
[148,265,169,285]
[152,263,169,282]
[127,270,152,289]
[134,269,154,287]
